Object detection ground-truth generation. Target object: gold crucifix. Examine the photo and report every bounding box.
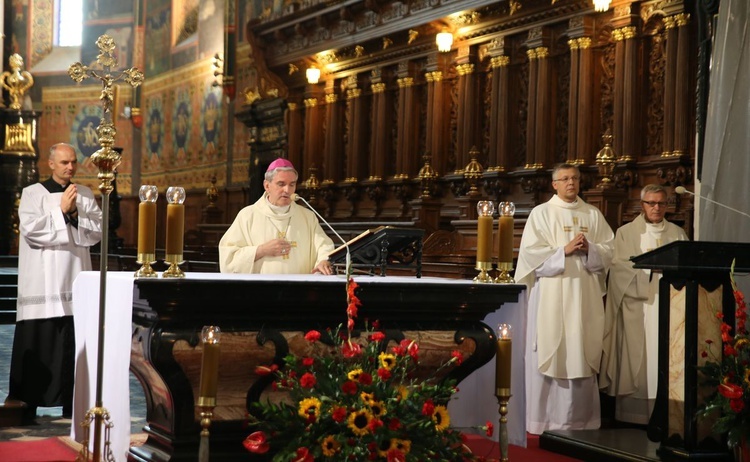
[277,231,297,259]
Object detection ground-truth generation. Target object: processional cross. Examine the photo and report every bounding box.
[68,34,143,462]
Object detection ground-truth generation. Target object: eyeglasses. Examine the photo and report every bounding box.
[553,176,580,183]
[642,201,667,207]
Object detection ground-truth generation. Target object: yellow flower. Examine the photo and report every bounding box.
[348,368,364,381]
[745,369,750,387]
[347,409,373,436]
[736,338,749,350]
[369,400,387,417]
[396,385,409,401]
[390,438,411,454]
[298,397,321,420]
[379,352,396,370]
[432,405,450,431]
[321,435,341,457]
[360,391,375,405]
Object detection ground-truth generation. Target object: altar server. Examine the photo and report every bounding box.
[219,158,334,274]
[8,143,102,422]
[516,163,614,434]
[599,184,688,424]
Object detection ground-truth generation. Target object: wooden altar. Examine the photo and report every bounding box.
[118,274,523,462]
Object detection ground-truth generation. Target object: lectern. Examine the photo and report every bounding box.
[633,241,750,461]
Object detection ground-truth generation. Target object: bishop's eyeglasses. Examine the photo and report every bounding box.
[642,200,667,207]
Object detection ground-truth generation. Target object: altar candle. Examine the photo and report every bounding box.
[137,185,158,256]
[165,186,186,256]
[498,202,516,263]
[199,326,221,400]
[476,201,495,263]
[496,323,512,391]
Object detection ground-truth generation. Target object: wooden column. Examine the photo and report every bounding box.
[303,96,323,175]
[612,28,626,159]
[621,26,638,161]
[425,70,448,175]
[369,82,388,180]
[489,55,510,171]
[673,13,691,156]
[533,46,551,168]
[345,80,368,182]
[525,48,539,168]
[286,102,303,170]
[395,76,418,178]
[455,63,476,171]
[323,91,343,183]
[662,15,678,157]
[575,38,593,164]
[567,39,581,163]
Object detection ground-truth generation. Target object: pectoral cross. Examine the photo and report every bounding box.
[277,231,297,259]
[563,216,588,236]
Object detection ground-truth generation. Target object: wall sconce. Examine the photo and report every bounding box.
[593,0,611,12]
[306,66,321,84]
[436,29,453,52]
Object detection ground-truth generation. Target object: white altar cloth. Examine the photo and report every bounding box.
[70,271,526,460]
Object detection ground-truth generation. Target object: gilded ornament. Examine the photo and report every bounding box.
[408,29,419,44]
[1,54,34,110]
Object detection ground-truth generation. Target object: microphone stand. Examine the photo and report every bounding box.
[676,186,750,219]
[291,194,351,277]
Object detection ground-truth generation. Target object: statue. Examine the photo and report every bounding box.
[1,54,35,110]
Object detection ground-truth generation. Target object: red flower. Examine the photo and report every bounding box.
[372,320,380,329]
[243,431,270,454]
[254,364,278,376]
[299,372,316,388]
[347,301,359,319]
[485,421,494,437]
[705,339,714,345]
[358,372,373,385]
[724,344,737,357]
[401,339,419,362]
[386,449,406,462]
[368,418,384,431]
[291,447,314,462]
[451,350,464,366]
[347,318,355,332]
[332,406,347,422]
[731,398,745,413]
[422,399,435,416]
[347,279,361,302]
[701,351,708,358]
[342,341,362,358]
[305,330,321,342]
[377,368,392,380]
[388,418,401,430]
[302,357,314,367]
[370,331,386,342]
[718,383,744,400]
[341,380,358,395]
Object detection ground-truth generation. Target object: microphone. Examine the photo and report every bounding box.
[291,193,351,275]
[675,186,750,219]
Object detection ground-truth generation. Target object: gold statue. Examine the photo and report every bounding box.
[2,54,35,110]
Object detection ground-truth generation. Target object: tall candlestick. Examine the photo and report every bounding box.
[496,202,516,283]
[475,201,495,283]
[496,323,512,392]
[163,186,186,278]
[199,326,221,407]
[135,185,158,278]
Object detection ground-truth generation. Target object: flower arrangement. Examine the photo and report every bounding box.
[244,278,492,461]
[698,265,750,446]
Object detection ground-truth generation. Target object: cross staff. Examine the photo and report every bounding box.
[68,34,143,462]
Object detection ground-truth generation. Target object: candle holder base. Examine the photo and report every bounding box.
[495,262,515,284]
[135,253,157,278]
[197,405,214,462]
[162,254,185,278]
[495,392,512,462]
[76,405,115,462]
[474,261,493,283]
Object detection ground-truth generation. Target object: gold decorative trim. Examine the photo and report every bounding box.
[663,16,677,30]
[425,71,443,82]
[622,26,637,39]
[675,13,690,27]
[491,56,510,68]
[347,88,362,99]
[4,123,34,152]
[371,82,386,93]
[397,77,414,88]
[325,93,338,103]
[456,63,475,75]
[577,37,592,49]
[304,98,318,107]
[287,102,298,111]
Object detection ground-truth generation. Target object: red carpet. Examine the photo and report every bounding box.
[464,433,583,461]
[0,437,78,462]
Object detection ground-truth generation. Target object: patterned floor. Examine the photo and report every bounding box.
[0,323,147,441]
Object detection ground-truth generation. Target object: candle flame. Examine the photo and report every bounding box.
[498,323,512,340]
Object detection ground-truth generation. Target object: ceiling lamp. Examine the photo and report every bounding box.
[436,29,453,53]
[593,0,611,12]
[306,66,321,84]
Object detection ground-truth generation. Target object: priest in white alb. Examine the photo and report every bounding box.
[516,163,614,434]
[219,158,335,274]
[599,184,688,424]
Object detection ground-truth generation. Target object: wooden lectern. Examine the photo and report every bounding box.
[633,241,750,461]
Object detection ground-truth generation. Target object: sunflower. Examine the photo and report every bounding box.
[348,368,364,381]
[745,368,750,387]
[369,400,387,418]
[347,409,373,436]
[432,405,450,431]
[298,397,322,420]
[321,435,341,457]
[360,391,375,405]
[736,338,749,350]
[396,385,409,401]
[379,352,396,370]
[390,438,411,454]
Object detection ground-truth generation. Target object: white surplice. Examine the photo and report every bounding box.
[599,214,687,424]
[515,195,614,434]
[219,193,334,274]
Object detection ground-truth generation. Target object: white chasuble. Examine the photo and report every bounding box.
[219,193,334,274]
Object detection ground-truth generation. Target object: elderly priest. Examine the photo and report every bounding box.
[219,158,335,274]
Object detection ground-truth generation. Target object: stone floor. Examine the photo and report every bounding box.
[0,323,147,441]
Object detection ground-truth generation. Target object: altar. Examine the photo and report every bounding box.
[70,272,524,462]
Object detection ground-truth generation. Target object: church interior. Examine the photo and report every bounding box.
[0,0,739,461]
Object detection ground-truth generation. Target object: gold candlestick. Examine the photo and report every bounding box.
[495,323,512,462]
[163,186,186,278]
[197,326,220,462]
[135,185,158,278]
[495,202,516,284]
[475,201,495,283]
